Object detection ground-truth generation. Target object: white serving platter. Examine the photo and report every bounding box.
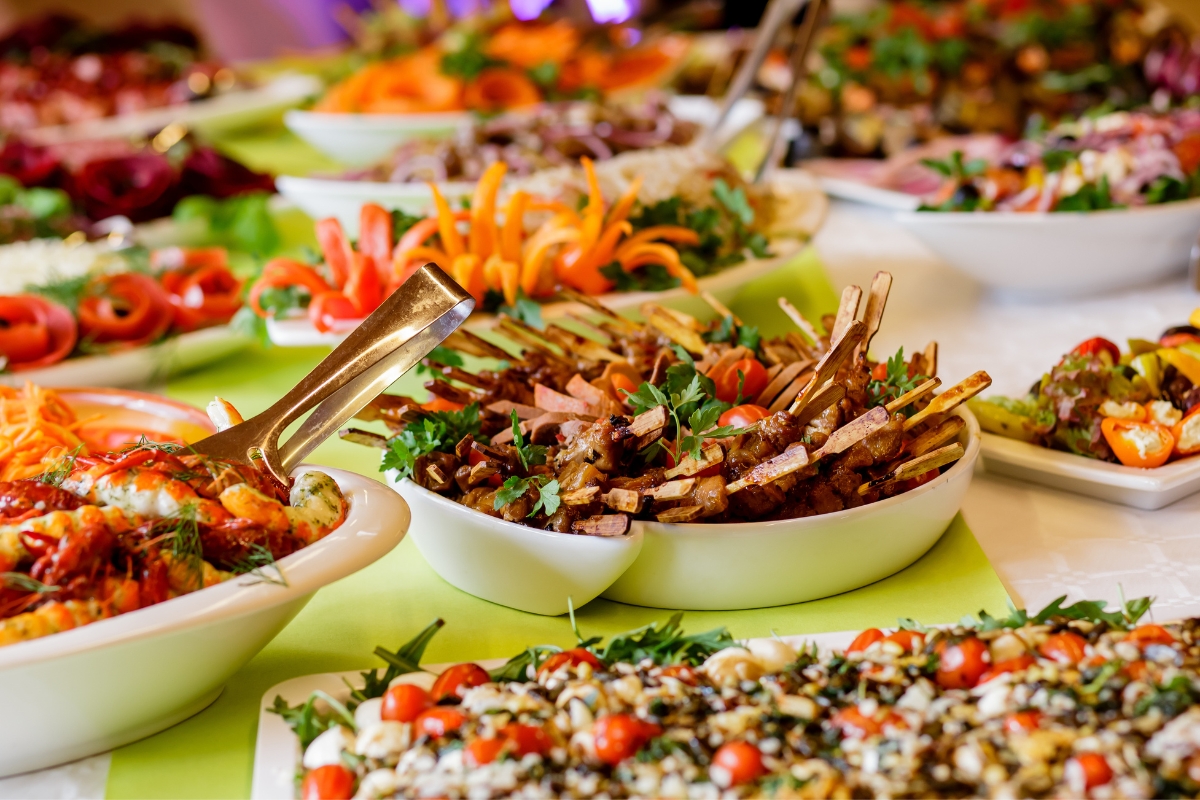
[0,466,409,777]
[979,431,1200,511]
[23,74,322,145]
[0,326,253,389]
[251,628,858,800]
[816,178,921,211]
[274,176,476,233]
[283,95,764,170]
[265,238,806,348]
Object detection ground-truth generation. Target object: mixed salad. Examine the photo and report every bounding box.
[277,594,1200,799]
[921,109,1200,212]
[970,319,1200,467]
[342,271,985,530]
[0,393,348,647]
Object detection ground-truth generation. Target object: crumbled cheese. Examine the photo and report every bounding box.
[1145,401,1182,428]
[1120,424,1167,460]
[0,238,117,294]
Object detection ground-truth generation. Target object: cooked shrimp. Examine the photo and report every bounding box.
[219,471,346,544]
[62,465,230,526]
[0,505,132,569]
[207,397,244,432]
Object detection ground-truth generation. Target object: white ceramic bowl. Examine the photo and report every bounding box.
[276,175,476,234]
[0,466,408,777]
[893,198,1200,298]
[389,474,643,616]
[285,109,474,167]
[602,407,981,610]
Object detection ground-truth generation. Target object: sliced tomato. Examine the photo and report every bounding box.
[846,628,885,654]
[883,629,925,652]
[935,637,990,689]
[500,723,552,758]
[0,295,76,369]
[592,714,660,765]
[465,736,505,766]
[718,404,769,428]
[301,765,354,800]
[1039,631,1088,664]
[77,273,173,348]
[1066,753,1113,790]
[414,707,467,737]
[161,264,242,332]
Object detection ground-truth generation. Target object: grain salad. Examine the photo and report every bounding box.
[277,597,1200,799]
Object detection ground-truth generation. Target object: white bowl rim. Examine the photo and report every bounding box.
[276,175,477,195]
[395,405,978,539]
[895,194,1200,224]
[0,465,406,671]
[285,109,476,127]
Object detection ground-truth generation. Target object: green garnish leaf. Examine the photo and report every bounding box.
[381,404,484,481]
[355,618,445,702]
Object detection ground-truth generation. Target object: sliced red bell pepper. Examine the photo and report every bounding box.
[1071,337,1120,362]
[248,259,333,318]
[77,273,173,348]
[315,218,354,288]
[161,264,243,332]
[342,251,382,317]
[308,291,359,333]
[0,295,77,370]
[359,203,394,284]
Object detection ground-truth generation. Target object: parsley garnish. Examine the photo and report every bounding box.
[381,403,484,481]
[920,151,986,181]
[439,33,500,79]
[867,347,927,410]
[390,209,423,238]
[703,314,761,352]
[498,289,544,329]
[494,474,560,517]
[509,410,546,470]
[415,345,464,377]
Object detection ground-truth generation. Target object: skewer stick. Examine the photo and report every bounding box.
[923,341,938,378]
[602,488,644,514]
[561,486,600,506]
[564,313,616,343]
[756,360,811,408]
[777,298,823,350]
[656,505,704,523]
[573,514,631,536]
[426,363,493,390]
[903,371,992,432]
[812,406,890,459]
[830,285,862,344]
[885,377,941,414]
[646,310,707,355]
[545,325,626,363]
[768,369,814,413]
[793,383,845,427]
[857,443,965,495]
[701,291,741,325]
[664,444,724,479]
[908,416,964,458]
[338,428,389,449]
[856,272,892,358]
[630,406,669,449]
[643,303,704,331]
[560,289,642,330]
[726,444,809,494]
[788,321,865,418]
[644,479,696,500]
[445,329,513,361]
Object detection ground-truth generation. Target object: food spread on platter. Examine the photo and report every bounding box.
[676,0,1198,158]
[0,389,348,648]
[314,16,686,116]
[0,243,243,372]
[970,319,1200,468]
[340,272,988,532]
[249,149,784,331]
[339,98,700,184]
[277,594,1200,799]
[919,109,1200,212]
[0,14,243,133]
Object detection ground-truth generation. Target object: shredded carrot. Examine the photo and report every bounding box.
[0,383,91,481]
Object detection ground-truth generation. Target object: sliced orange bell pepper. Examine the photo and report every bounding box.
[469,162,507,259]
[342,251,382,316]
[1171,408,1200,457]
[615,226,700,260]
[499,191,529,263]
[619,242,698,293]
[498,260,521,306]
[607,175,643,226]
[429,183,465,258]
[522,227,579,295]
[1101,417,1174,468]
[315,218,355,288]
[450,252,484,304]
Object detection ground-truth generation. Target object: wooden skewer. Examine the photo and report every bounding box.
[856,271,892,358]
[338,428,389,449]
[923,341,938,378]
[756,360,812,408]
[903,371,992,432]
[768,370,814,413]
[701,291,741,325]
[857,443,965,496]
[602,488,644,514]
[561,486,600,506]
[425,381,480,407]
[644,479,696,500]
[426,362,493,390]
[656,505,704,523]
[777,298,824,351]
[643,303,704,332]
[793,383,845,427]
[788,321,865,418]
[498,317,573,363]
[444,329,513,361]
[544,325,626,363]
[426,464,448,485]
[564,313,616,343]
[664,444,724,479]
[726,444,809,494]
[885,377,941,414]
[630,406,670,449]
[560,289,642,330]
[812,406,891,459]
[829,285,862,345]
[645,309,707,354]
[908,416,965,458]
[573,514,631,536]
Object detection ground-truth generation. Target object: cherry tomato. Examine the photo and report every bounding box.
[537,648,602,676]
[1066,753,1113,790]
[592,714,660,765]
[718,404,770,429]
[1125,624,1175,648]
[658,664,698,684]
[935,637,990,689]
[1004,710,1042,733]
[430,663,490,703]
[978,655,1036,685]
[846,628,885,654]
[465,736,506,766]
[898,467,941,492]
[715,358,769,403]
[831,707,905,738]
[610,373,639,401]
[500,724,552,758]
[1071,337,1120,363]
[1124,660,1151,682]
[884,630,925,652]
[301,764,355,800]
[381,683,433,723]
[424,396,465,413]
[414,707,467,737]
[711,741,764,787]
[1039,631,1088,664]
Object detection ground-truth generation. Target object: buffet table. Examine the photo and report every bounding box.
[3,185,1198,798]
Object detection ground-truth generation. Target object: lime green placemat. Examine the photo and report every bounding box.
[106,248,1009,799]
[211,125,342,178]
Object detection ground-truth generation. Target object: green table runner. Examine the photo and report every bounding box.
[105,243,1009,798]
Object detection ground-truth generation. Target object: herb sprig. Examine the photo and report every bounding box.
[381,403,485,481]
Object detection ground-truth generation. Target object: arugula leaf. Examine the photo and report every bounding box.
[380,404,484,480]
[1055,175,1124,212]
[498,289,544,330]
[593,612,735,667]
[415,345,465,377]
[355,618,445,702]
[268,690,356,750]
[969,593,1154,632]
[713,178,754,226]
[489,644,563,682]
[867,347,927,409]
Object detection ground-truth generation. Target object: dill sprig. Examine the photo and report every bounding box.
[228,543,288,587]
[1,572,58,594]
[35,445,83,487]
[162,503,205,590]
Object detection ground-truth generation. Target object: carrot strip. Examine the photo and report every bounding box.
[429,183,465,258]
[614,226,700,260]
[607,175,643,226]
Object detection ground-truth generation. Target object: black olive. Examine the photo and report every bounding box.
[950,183,981,206]
[1162,325,1200,339]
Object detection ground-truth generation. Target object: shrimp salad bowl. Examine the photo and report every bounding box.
[0,404,409,776]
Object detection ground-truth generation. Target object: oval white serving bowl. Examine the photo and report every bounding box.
[0,466,408,777]
[276,175,476,235]
[603,407,981,610]
[893,197,1200,298]
[285,109,474,166]
[389,473,643,616]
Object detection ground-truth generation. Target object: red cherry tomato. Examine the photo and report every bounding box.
[847,628,885,654]
[1125,624,1175,648]
[77,272,173,347]
[978,655,1035,685]
[1071,337,1120,363]
[658,664,698,685]
[935,637,990,689]
[1124,660,1150,682]
[414,707,467,737]
[1004,710,1042,733]
[898,467,942,492]
[1039,631,1088,664]
[465,736,505,767]
[718,404,770,429]
[715,358,769,403]
[831,706,905,738]
[301,764,355,800]
[381,683,433,723]
[500,724,552,758]
[610,373,639,401]
[711,741,764,787]
[592,714,660,765]
[430,663,490,703]
[884,630,925,652]
[537,648,602,676]
[1066,753,1113,790]
[0,295,76,370]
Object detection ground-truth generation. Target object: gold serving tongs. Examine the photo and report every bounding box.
[189,264,474,485]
